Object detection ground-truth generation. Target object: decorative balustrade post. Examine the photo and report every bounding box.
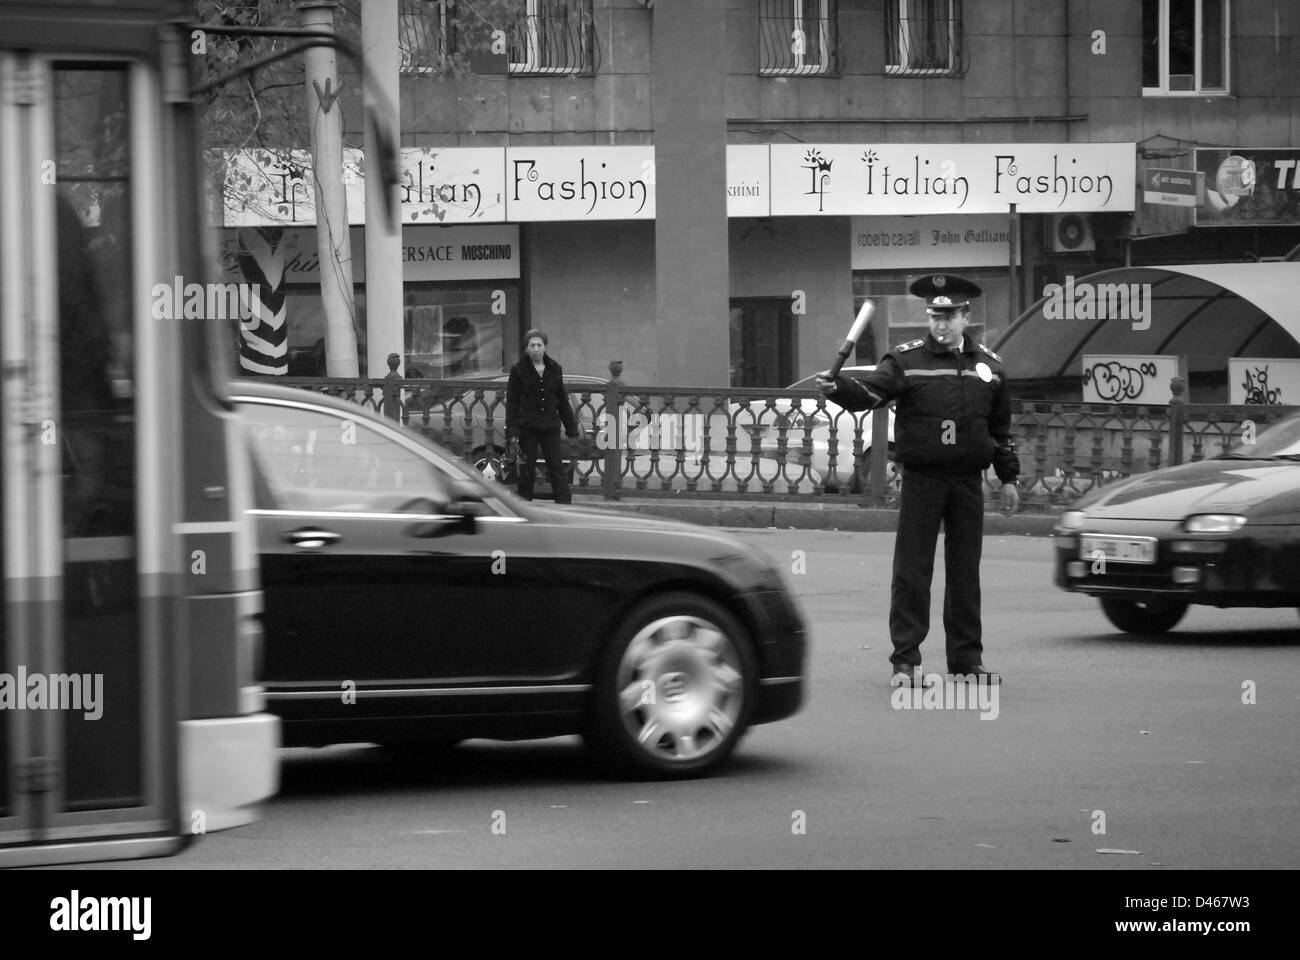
[1169,376,1186,466]
[603,359,624,500]
[382,352,401,422]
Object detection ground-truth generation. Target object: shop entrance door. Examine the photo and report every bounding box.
[728,298,794,388]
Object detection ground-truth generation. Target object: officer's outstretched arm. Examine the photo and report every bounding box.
[815,356,903,412]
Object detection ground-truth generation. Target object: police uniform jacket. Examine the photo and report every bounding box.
[506,355,579,437]
[831,334,1019,483]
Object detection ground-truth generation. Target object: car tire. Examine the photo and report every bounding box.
[848,445,897,494]
[585,592,756,780]
[472,445,515,486]
[1099,596,1189,634]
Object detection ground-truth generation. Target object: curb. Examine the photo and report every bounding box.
[571,495,1060,536]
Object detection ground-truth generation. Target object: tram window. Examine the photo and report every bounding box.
[239,403,450,513]
[55,66,134,541]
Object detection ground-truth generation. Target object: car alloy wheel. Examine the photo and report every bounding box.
[1099,596,1190,634]
[588,593,755,778]
[472,445,514,485]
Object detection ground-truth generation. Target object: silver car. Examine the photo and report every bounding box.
[749,366,897,492]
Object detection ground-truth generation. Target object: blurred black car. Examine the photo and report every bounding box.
[1054,410,1300,634]
[231,381,807,778]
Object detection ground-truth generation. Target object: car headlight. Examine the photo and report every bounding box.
[1057,510,1087,530]
[1183,514,1246,533]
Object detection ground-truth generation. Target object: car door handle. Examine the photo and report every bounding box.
[283,528,340,549]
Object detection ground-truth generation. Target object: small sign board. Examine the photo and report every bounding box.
[1082,355,1186,404]
[1228,358,1300,405]
[1143,167,1202,207]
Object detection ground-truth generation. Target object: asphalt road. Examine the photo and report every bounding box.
[73,529,1300,871]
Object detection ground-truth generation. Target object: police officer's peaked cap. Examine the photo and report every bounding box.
[910,273,983,311]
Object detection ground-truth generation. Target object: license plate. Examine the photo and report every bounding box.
[1080,535,1157,565]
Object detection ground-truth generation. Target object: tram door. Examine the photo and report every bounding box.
[1,55,178,863]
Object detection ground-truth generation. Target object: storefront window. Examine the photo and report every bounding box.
[402,282,517,379]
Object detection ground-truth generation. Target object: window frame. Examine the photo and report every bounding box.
[884,0,961,78]
[508,0,594,78]
[1142,0,1231,97]
[759,0,836,78]
[398,0,457,76]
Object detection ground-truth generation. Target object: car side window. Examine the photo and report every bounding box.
[239,402,450,513]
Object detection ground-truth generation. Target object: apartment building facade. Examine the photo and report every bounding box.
[220,0,1300,391]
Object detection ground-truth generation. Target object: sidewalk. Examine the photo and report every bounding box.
[570,493,1060,536]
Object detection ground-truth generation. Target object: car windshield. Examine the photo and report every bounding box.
[1221,412,1300,459]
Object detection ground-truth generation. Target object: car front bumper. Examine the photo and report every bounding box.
[745,586,807,724]
[1053,522,1300,606]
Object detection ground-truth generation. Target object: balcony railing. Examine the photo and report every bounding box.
[267,375,1297,513]
[396,0,598,77]
[508,5,597,76]
[885,0,963,76]
[758,0,838,77]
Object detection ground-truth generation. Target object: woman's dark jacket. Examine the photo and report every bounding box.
[505,355,578,437]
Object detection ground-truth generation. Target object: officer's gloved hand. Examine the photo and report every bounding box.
[813,371,840,397]
[999,482,1020,517]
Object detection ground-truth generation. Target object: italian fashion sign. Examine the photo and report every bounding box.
[221,142,1135,225]
[770,143,1135,216]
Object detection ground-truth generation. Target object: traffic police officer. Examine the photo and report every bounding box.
[817,274,1020,687]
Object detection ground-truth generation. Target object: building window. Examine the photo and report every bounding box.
[398,0,457,75]
[1143,0,1229,95]
[759,0,837,77]
[508,0,595,77]
[885,0,961,76]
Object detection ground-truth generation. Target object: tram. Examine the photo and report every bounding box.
[0,0,280,865]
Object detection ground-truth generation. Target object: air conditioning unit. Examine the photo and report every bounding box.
[1047,213,1095,253]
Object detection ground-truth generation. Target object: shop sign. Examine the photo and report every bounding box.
[727,145,770,217]
[851,214,1018,268]
[220,224,520,282]
[771,143,1136,216]
[505,146,655,221]
[220,147,506,227]
[1195,148,1300,227]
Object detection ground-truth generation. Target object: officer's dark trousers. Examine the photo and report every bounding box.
[890,467,984,671]
[516,427,572,504]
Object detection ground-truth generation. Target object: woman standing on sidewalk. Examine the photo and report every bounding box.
[505,329,579,503]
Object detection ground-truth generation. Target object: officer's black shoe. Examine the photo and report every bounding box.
[949,664,1001,684]
[890,665,933,688]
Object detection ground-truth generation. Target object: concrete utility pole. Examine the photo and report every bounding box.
[299,0,359,376]
[652,0,730,385]
[362,0,403,380]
